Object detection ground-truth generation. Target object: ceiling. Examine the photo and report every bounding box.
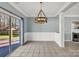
[9,2,70,17]
[8,2,79,17]
[65,2,79,17]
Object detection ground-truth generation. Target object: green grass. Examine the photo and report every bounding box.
[13,34,19,37]
[0,36,9,39]
[0,34,19,39]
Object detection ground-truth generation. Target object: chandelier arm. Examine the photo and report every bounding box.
[37,9,42,17]
[41,10,47,17]
[35,10,41,21]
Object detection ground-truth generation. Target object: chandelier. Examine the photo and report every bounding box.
[34,2,47,24]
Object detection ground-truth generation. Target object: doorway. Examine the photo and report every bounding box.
[71,21,79,42]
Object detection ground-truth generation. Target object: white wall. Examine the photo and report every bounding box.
[59,13,64,47]
[26,32,60,46]
[27,32,58,41]
[54,33,61,47]
[24,18,28,43]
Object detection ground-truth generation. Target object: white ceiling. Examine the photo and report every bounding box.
[65,2,79,17]
[9,2,70,17]
[8,2,79,17]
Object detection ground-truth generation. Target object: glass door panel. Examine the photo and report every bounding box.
[11,17,21,52]
[0,13,10,57]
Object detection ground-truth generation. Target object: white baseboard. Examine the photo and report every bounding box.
[65,40,71,41]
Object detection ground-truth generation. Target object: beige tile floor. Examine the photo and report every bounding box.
[8,41,79,57]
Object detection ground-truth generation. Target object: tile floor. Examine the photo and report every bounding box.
[8,41,79,57]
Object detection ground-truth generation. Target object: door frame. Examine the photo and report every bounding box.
[20,18,24,45]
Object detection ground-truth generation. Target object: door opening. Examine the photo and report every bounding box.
[71,21,79,42]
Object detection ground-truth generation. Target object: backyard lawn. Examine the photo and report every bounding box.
[0,34,19,39]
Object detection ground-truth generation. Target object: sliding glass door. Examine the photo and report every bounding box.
[0,13,10,56]
[0,12,21,57]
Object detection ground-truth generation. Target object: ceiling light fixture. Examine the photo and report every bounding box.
[34,2,47,24]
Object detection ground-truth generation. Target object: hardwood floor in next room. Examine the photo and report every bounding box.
[8,41,79,57]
